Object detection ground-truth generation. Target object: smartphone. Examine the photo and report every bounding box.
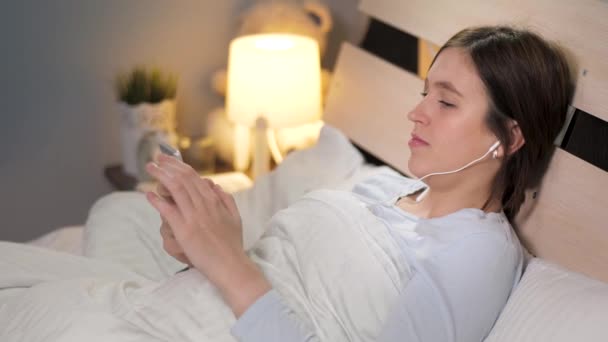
[158,141,183,161]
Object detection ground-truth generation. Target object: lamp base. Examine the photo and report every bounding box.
[233,124,251,172]
[252,117,270,179]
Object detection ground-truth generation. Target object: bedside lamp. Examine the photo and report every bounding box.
[226,33,322,178]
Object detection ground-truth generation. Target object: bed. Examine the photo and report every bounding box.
[322,0,608,340]
[16,0,608,341]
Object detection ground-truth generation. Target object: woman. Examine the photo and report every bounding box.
[0,25,574,342]
[146,25,575,341]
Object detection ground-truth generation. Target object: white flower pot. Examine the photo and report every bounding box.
[118,99,177,179]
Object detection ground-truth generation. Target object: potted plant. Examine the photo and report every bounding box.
[115,67,178,179]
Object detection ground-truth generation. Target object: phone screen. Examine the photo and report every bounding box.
[159,142,183,161]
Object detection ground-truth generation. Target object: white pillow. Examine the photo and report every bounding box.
[485,258,608,342]
[235,124,394,249]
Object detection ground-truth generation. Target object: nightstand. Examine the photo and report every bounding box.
[104,165,137,191]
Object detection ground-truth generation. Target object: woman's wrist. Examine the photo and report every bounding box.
[211,252,273,318]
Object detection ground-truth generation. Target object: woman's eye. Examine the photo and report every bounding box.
[439,100,455,108]
[420,91,455,108]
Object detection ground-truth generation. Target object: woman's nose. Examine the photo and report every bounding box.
[407,100,430,125]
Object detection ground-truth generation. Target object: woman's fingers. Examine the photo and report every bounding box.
[159,161,208,212]
[162,235,181,255]
[172,253,191,266]
[195,178,228,213]
[145,191,184,230]
[193,177,240,221]
[159,214,192,265]
[156,154,227,216]
[157,153,192,173]
[146,162,196,218]
[155,154,212,213]
[163,236,186,260]
[161,230,191,265]
[212,183,240,217]
[160,220,174,239]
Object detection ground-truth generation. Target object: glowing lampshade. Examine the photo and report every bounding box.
[226,33,322,128]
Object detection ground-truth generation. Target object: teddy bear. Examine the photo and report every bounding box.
[208,0,333,172]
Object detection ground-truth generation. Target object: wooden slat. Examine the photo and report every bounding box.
[359,0,608,122]
[516,149,608,283]
[417,39,439,79]
[324,43,420,176]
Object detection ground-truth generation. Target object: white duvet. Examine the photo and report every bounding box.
[0,185,412,341]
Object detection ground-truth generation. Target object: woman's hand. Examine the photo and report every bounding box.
[145,153,244,283]
[145,154,271,316]
[160,217,191,266]
[155,172,192,266]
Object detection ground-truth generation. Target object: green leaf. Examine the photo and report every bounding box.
[115,67,177,105]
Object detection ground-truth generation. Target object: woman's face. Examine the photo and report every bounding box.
[407,47,498,178]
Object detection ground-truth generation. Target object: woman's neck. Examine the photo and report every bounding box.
[398,171,501,219]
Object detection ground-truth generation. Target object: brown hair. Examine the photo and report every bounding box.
[430,26,576,221]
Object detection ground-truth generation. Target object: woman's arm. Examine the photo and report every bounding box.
[145,154,321,341]
[231,289,320,341]
[145,154,269,312]
[208,249,272,318]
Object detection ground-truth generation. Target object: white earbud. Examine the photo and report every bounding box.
[489,141,500,159]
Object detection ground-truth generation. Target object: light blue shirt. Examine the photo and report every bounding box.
[232,173,524,342]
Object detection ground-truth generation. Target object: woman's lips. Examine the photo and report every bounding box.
[408,134,430,148]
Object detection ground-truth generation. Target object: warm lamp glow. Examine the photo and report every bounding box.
[226,33,322,128]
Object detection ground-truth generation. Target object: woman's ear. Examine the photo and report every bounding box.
[507,121,525,156]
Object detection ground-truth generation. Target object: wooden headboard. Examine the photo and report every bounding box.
[324,0,608,282]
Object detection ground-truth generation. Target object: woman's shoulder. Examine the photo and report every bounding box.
[411,209,520,264]
[425,209,517,245]
[297,169,419,206]
[350,170,424,203]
